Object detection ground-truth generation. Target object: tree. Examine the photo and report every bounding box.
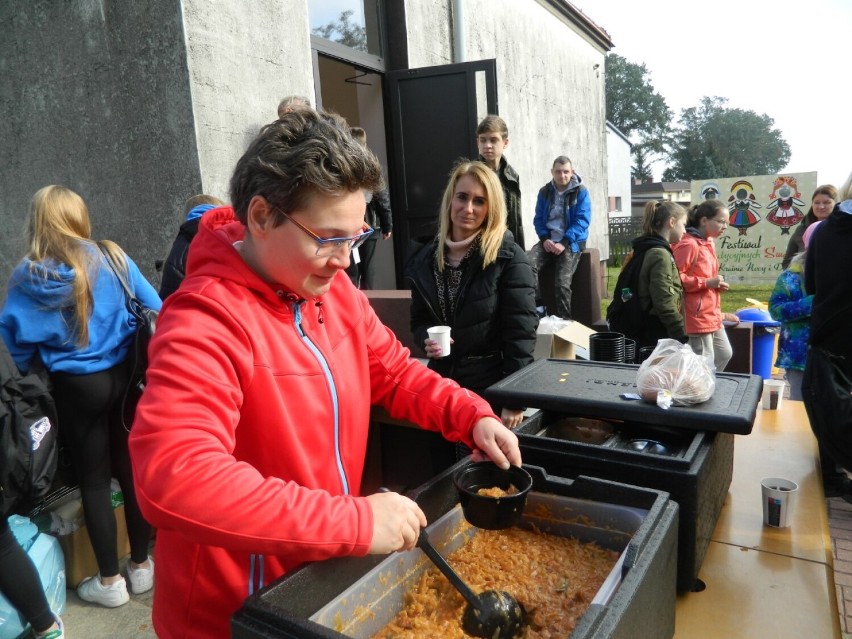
[312,10,366,52]
[605,54,673,164]
[630,144,654,182]
[663,97,791,181]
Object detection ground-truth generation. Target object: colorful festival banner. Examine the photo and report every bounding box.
[690,172,818,284]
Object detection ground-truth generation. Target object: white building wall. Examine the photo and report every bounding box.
[181,0,315,202]
[606,123,632,215]
[405,0,610,259]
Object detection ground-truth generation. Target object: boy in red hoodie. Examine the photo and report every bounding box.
[128,109,521,639]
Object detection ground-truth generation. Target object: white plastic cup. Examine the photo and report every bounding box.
[761,477,798,528]
[761,379,786,410]
[427,325,452,357]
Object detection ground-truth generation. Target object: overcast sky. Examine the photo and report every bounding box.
[577,0,850,187]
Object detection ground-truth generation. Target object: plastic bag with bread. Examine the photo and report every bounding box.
[636,339,715,407]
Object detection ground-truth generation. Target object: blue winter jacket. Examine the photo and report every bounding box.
[768,258,812,371]
[532,174,591,253]
[0,245,161,374]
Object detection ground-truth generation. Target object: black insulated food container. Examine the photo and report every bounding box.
[486,358,763,435]
[484,358,762,592]
[232,462,679,639]
[515,411,731,592]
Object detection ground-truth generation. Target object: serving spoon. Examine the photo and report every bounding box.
[417,528,525,639]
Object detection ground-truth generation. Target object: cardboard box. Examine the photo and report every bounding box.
[533,320,597,360]
[57,504,130,588]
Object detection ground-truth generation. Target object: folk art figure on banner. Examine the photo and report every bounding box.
[691,172,817,284]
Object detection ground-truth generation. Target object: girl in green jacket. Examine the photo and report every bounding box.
[635,201,688,348]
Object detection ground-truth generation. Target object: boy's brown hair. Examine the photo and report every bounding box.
[476,114,508,139]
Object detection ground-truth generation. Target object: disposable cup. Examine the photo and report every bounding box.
[427,325,452,357]
[762,379,786,410]
[761,477,798,528]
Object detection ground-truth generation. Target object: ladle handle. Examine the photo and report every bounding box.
[417,529,481,609]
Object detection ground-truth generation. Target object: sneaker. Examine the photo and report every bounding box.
[35,615,64,639]
[77,574,130,607]
[127,556,155,594]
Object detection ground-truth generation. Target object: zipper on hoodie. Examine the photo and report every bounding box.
[292,301,350,495]
[248,554,265,595]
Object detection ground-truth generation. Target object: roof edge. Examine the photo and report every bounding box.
[539,0,614,51]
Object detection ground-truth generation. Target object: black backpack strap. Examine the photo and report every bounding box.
[97,243,147,323]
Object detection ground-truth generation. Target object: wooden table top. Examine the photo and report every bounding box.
[675,399,841,638]
[710,399,832,565]
[674,541,840,638]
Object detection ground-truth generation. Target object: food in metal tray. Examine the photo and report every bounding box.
[373,522,618,638]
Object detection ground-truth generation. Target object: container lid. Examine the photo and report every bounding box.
[485,359,762,435]
[736,307,780,327]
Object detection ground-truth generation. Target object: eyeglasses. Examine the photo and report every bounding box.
[277,209,374,257]
[711,217,729,226]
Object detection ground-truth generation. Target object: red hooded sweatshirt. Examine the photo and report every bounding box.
[129,207,496,638]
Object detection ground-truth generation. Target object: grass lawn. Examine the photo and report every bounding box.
[600,266,775,319]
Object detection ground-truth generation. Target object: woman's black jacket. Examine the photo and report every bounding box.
[405,232,538,398]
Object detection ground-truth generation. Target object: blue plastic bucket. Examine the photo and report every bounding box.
[735,308,781,379]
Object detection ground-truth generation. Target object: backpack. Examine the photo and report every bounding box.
[606,251,647,340]
[0,340,59,516]
[98,243,158,431]
[606,242,669,345]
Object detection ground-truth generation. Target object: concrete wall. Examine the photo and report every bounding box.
[404,0,610,259]
[0,0,315,293]
[181,0,314,203]
[0,0,197,289]
[1,0,607,293]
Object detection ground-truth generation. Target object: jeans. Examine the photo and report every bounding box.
[527,241,581,319]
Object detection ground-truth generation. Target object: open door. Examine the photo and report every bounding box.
[386,59,498,285]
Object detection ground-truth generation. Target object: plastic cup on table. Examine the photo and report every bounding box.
[761,477,798,528]
[761,379,786,410]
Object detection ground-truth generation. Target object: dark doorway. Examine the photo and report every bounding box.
[386,60,498,285]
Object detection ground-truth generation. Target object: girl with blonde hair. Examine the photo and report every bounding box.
[0,185,161,609]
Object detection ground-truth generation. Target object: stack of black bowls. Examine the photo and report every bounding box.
[624,339,636,365]
[588,332,626,363]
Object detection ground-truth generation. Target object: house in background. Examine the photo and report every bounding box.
[631,181,691,217]
[606,122,632,217]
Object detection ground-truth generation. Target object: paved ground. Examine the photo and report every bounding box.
[829,495,852,638]
[62,553,156,638]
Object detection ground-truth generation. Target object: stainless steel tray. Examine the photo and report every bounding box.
[310,492,645,638]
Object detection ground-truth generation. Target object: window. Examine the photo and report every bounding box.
[608,196,622,213]
[309,0,383,57]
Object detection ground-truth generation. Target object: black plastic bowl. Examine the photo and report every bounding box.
[453,463,533,530]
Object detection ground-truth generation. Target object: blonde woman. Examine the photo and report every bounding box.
[407,161,538,430]
[0,186,160,608]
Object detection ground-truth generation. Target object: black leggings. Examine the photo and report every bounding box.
[0,518,55,632]
[51,360,151,578]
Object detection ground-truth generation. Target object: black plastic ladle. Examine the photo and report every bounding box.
[417,528,525,639]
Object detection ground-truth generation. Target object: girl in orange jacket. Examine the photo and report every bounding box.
[672,199,739,371]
